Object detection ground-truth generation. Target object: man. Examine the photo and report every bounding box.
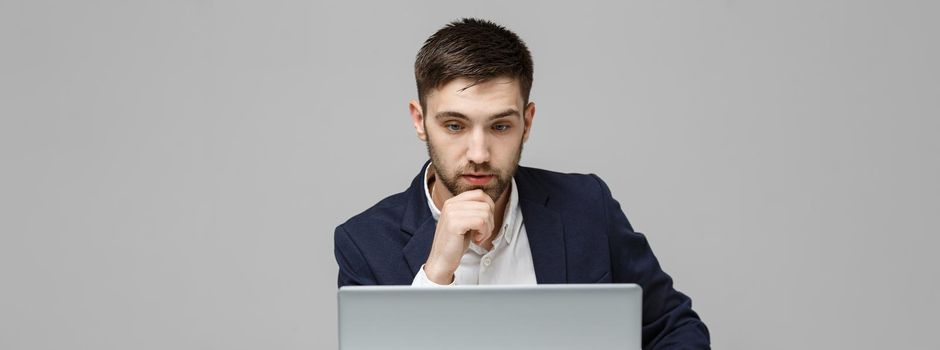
[334,18,710,349]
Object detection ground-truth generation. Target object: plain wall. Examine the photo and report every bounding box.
[1,0,938,349]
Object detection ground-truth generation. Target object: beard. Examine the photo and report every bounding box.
[426,137,523,203]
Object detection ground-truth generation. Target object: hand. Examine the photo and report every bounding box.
[424,189,495,284]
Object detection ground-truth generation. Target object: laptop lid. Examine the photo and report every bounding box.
[338,284,642,350]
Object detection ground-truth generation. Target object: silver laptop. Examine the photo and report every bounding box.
[338,284,642,350]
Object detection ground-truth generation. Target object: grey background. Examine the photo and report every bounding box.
[1,0,937,349]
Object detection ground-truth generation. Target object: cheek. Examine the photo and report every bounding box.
[429,140,462,162]
[493,140,522,161]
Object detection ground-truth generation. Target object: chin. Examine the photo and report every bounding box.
[457,185,488,194]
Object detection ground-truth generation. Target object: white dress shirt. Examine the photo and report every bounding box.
[412,163,537,286]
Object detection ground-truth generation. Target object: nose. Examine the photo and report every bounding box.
[466,127,490,164]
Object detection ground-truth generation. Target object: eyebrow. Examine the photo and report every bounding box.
[434,109,520,121]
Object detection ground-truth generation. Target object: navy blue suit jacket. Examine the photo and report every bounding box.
[334,161,710,349]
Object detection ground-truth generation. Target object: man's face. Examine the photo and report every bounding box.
[410,77,535,202]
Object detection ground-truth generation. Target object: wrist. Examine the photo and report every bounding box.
[423,263,455,285]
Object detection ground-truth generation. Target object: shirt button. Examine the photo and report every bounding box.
[482,257,492,266]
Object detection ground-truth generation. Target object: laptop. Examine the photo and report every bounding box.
[338,284,642,350]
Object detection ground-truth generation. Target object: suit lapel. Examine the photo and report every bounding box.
[402,217,436,276]
[515,167,567,284]
[401,160,435,276]
[520,198,567,283]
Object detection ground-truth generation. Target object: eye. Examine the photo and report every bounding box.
[445,123,463,132]
[493,124,511,132]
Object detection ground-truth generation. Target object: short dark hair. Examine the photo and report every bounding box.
[414,18,534,112]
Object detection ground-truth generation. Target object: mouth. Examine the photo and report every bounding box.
[461,173,494,186]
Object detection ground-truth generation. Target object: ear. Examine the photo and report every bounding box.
[522,101,535,143]
[409,100,427,141]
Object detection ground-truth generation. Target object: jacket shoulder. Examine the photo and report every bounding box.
[516,166,609,200]
[337,190,408,234]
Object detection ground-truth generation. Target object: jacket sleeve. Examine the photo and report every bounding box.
[591,174,711,349]
[334,224,378,287]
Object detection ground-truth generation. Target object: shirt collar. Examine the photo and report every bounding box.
[423,162,519,246]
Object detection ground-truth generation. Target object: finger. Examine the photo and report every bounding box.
[477,217,495,244]
[454,190,496,215]
[443,191,490,211]
[449,201,493,213]
[467,229,482,243]
[469,229,482,242]
[442,204,493,223]
[455,189,491,203]
[463,204,495,242]
[463,214,494,244]
[478,190,496,211]
[469,215,490,234]
[472,230,487,244]
[464,187,494,206]
[447,213,479,235]
[456,215,490,239]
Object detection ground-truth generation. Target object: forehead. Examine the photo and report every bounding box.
[426,77,524,118]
